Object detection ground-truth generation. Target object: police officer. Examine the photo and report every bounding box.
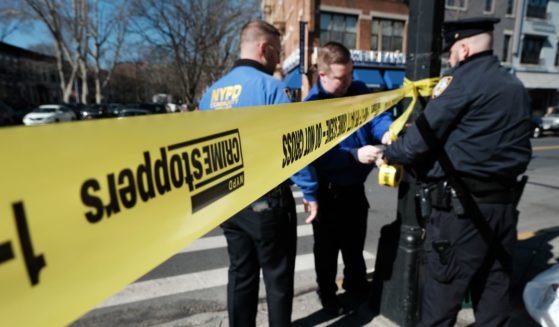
[375,17,532,326]
[303,41,392,314]
[199,20,318,327]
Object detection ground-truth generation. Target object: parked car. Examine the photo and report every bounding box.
[123,103,167,115]
[23,104,77,126]
[65,103,87,120]
[103,103,124,117]
[531,116,543,138]
[166,103,180,113]
[0,101,18,126]
[80,104,110,120]
[117,108,151,118]
[541,107,559,134]
[146,103,166,114]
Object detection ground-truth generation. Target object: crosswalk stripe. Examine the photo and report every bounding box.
[96,251,376,309]
[292,191,303,198]
[181,224,314,253]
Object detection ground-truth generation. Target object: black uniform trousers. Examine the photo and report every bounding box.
[418,202,518,327]
[312,183,370,298]
[221,183,297,327]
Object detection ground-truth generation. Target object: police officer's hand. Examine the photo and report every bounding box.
[381,131,392,145]
[375,153,387,168]
[304,200,319,223]
[357,145,383,164]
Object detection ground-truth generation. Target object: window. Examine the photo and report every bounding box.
[446,0,466,9]
[526,0,548,19]
[555,41,559,66]
[521,35,545,64]
[506,0,515,15]
[320,13,358,49]
[502,34,511,62]
[371,18,404,52]
[484,0,493,12]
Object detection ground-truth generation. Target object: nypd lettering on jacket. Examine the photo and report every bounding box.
[199,64,292,111]
[210,85,243,109]
[80,129,245,223]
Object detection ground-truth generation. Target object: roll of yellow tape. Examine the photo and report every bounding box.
[378,164,403,187]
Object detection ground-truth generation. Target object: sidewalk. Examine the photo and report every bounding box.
[157,226,558,327]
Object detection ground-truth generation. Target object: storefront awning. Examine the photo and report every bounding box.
[383,70,405,89]
[283,69,301,89]
[353,68,385,89]
[516,72,559,89]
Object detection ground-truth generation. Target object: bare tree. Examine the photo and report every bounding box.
[88,0,130,104]
[0,1,31,41]
[73,0,89,104]
[131,0,258,106]
[24,0,88,103]
[25,0,131,104]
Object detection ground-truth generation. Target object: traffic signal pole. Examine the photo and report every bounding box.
[371,1,444,326]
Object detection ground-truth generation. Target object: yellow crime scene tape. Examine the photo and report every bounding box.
[0,78,436,326]
[378,77,439,187]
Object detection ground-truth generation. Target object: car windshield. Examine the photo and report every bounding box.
[35,107,57,113]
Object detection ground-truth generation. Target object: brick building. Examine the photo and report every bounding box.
[262,0,408,98]
[0,41,61,110]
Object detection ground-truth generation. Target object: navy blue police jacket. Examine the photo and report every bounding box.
[384,51,532,180]
[303,80,393,187]
[199,59,318,201]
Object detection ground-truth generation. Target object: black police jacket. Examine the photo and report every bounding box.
[385,51,532,180]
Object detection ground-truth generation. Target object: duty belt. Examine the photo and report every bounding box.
[425,177,515,210]
[250,181,292,210]
[461,176,516,202]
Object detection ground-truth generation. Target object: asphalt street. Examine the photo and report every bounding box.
[71,136,559,327]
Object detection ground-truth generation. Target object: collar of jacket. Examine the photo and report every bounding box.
[459,50,494,67]
[233,59,272,75]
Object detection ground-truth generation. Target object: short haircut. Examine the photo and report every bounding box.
[240,20,281,44]
[317,41,352,73]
